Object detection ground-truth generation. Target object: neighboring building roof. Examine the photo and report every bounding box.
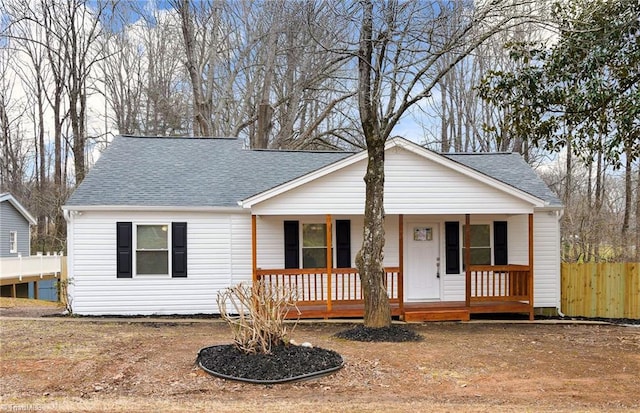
[0,193,37,224]
[65,136,352,208]
[65,135,561,209]
[444,153,562,206]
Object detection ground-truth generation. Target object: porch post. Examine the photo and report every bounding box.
[528,213,535,320]
[251,214,257,283]
[465,214,471,307]
[326,214,333,313]
[398,214,404,314]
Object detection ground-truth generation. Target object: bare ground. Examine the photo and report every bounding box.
[1,303,639,412]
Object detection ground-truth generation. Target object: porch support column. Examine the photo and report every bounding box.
[326,214,333,313]
[398,214,404,314]
[251,214,257,283]
[465,214,471,307]
[528,213,535,320]
[34,281,39,300]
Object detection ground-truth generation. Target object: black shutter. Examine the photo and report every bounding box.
[335,220,351,268]
[445,221,460,274]
[494,221,508,265]
[172,222,188,277]
[284,221,299,269]
[116,222,132,278]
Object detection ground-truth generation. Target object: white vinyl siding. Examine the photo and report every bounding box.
[251,149,536,215]
[533,211,562,307]
[440,212,560,307]
[66,209,560,314]
[255,215,399,269]
[67,210,252,315]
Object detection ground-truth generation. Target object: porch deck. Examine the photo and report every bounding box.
[259,262,534,322]
[287,300,533,322]
[253,214,536,323]
[0,254,64,299]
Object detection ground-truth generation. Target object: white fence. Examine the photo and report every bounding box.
[0,253,63,281]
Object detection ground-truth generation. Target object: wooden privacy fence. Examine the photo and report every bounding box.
[561,262,639,319]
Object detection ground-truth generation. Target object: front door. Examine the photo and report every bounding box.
[405,223,441,301]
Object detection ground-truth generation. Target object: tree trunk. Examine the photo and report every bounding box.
[178,0,212,136]
[621,143,632,245]
[356,138,390,328]
[69,90,86,184]
[635,165,640,262]
[356,0,391,328]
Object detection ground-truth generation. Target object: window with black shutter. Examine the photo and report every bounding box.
[117,221,188,278]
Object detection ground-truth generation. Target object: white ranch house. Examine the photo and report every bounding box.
[63,136,563,321]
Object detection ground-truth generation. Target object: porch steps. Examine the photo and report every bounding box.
[403,309,470,322]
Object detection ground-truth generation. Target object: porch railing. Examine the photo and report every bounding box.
[0,253,63,281]
[255,267,401,307]
[468,264,531,302]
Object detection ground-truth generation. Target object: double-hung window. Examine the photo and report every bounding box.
[284,220,351,269]
[136,224,169,275]
[446,221,508,273]
[9,231,17,253]
[302,223,327,268]
[116,222,187,278]
[463,224,491,267]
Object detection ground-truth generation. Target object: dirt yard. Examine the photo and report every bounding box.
[1,302,639,412]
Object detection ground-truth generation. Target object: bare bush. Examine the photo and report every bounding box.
[216,281,300,354]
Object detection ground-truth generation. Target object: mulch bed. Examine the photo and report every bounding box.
[334,324,423,342]
[197,344,343,383]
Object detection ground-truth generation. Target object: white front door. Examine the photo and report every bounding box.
[405,223,441,301]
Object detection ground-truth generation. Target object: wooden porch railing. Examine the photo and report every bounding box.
[468,265,531,302]
[255,267,401,307]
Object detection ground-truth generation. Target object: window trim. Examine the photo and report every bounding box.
[284,219,351,269]
[301,222,328,269]
[133,223,171,277]
[9,231,17,253]
[462,223,492,267]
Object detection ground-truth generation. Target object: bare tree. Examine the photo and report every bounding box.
[350,0,542,327]
[430,11,551,162]
[101,7,144,135]
[0,45,28,197]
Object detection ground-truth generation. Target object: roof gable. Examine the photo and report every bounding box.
[241,137,557,209]
[0,193,37,225]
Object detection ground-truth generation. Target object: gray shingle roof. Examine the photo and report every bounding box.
[65,136,561,208]
[65,136,352,207]
[444,153,562,206]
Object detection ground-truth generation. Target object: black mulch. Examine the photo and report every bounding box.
[197,344,343,383]
[334,324,423,342]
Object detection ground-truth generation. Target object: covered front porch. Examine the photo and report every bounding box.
[251,214,535,322]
